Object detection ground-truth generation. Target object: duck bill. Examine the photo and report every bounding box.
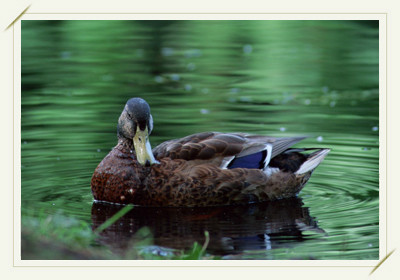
[133,126,159,166]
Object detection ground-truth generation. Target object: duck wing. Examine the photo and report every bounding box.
[153,132,306,169]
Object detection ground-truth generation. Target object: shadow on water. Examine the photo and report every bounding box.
[91,197,324,258]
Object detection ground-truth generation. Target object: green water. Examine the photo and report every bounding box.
[21,20,379,260]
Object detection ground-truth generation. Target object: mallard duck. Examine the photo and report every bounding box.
[91,97,330,207]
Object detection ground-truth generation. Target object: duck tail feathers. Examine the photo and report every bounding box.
[295,148,330,175]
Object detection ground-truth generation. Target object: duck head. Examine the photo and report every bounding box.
[117,97,159,166]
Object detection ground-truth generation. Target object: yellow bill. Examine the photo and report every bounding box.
[133,126,159,166]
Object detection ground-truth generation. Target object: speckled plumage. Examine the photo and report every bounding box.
[91,98,330,207]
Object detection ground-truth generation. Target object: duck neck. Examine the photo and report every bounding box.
[117,136,135,154]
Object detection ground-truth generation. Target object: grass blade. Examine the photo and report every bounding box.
[94,204,134,234]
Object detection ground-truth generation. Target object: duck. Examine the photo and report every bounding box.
[91,97,330,207]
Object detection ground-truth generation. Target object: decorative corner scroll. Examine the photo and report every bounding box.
[4,4,31,31]
[370,249,395,275]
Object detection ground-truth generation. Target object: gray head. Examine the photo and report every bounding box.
[117,98,158,166]
[117,97,154,139]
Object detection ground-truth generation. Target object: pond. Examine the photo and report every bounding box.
[21,20,379,260]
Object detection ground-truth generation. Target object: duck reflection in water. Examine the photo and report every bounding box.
[91,197,325,258]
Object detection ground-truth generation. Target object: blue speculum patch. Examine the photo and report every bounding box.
[227,150,267,169]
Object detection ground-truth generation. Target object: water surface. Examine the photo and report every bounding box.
[21,20,379,260]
